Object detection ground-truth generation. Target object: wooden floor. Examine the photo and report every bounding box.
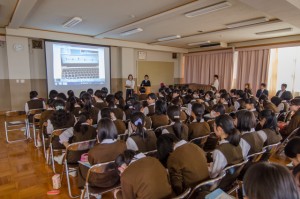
[0,115,290,199]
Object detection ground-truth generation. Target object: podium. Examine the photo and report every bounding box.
[137,86,151,94]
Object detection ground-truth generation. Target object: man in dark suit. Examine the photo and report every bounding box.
[276,83,293,101]
[256,83,269,98]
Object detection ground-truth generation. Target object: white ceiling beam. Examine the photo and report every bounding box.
[8,0,38,29]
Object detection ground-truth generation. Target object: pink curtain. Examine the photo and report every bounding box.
[184,50,234,90]
[236,49,270,93]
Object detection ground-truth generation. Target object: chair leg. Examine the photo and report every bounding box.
[50,145,56,173]
[65,162,80,198]
[42,135,47,159]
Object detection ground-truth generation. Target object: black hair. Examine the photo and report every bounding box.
[101,107,112,119]
[167,105,183,139]
[271,96,282,107]
[51,99,71,128]
[205,91,215,101]
[30,91,38,99]
[212,104,226,115]
[49,90,58,100]
[87,88,94,95]
[106,94,116,108]
[230,89,237,95]
[155,100,167,115]
[214,74,219,79]
[281,83,287,88]
[243,162,300,199]
[259,109,278,132]
[192,103,205,122]
[130,112,146,140]
[139,87,146,94]
[68,96,78,113]
[219,89,227,95]
[115,150,137,167]
[245,97,257,106]
[284,137,300,158]
[67,90,75,99]
[79,91,87,100]
[144,75,149,78]
[236,90,245,99]
[259,94,268,103]
[57,92,67,101]
[81,92,93,112]
[220,93,233,107]
[74,112,91,135]
[147,93,157,101]
[236,110,256,132]
[97,118,118,142]
[132,101,142,114]
[156,133,179,167]
[115,91,125,109]
[261,83,266,87]
[215,115,240,146]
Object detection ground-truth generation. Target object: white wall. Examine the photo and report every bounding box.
[0,42,8,79]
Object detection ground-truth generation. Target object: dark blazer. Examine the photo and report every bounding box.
[276,90,293,100]
[256,89,269,98]
[140,80,151,87]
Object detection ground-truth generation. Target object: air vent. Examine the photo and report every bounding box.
[32,40,43,49]
[62,17,82,28]
[199,42,227,48]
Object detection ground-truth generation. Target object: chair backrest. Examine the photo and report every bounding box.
[189,134,210,148]
[263,142,280,154]
[154,124,172,137]
[144,150,157,157]
[86,161,116,183]
[5,110,26,117]
[117,133,128,141]
[188,171,226,199]
[276,127,300,155]
[246,149,267,163]
[218,160,248,191]
[49,128,68,143]
[64,139,97,163]
[27,108,44,116]
[172,187,191,199]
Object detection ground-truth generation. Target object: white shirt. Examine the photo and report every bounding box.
[278,90,284,98]
[126,80,135,89]
[174,140,187,150]
[212,79,219,90]
[210,140,229,178]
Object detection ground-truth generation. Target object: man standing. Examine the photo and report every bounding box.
[256,83,269,98]
[276,83,293,101]
[211,75,219,90]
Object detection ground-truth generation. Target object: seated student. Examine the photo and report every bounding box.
[162,105,189,141]
[188,103,210,140]
[271,96,285,113]
[126,112,157,152]
[130,101,152,129]
[207,104,226,131]
[256,109,282,146]
[157,134,209,195]
[235,90,246,110]
[281,98,300,139]
[171,89,183,104]
[93,89,107,110]
[56,92,68,102]
[150,100,169,129]
[276,83,293,101]
[80,93,99,125]
[115,91,125,110]
[143,93,157,116]
[114,150,173,199]
[210,115,243,178]
[219,93,235,113]
[171,97,188,122]
[101,107,126,135]
[47,90,58,105]
[285,137,300,169]
[236,110,264,157]
[203,91,216,112]
[98,94,125,121]
[243,162,300,199]
[255,83,269,98]
[25,90,46,114]
[258,94,279,113]
[245,98,259,118]
[138,86,148,101]
[77,118,126,190]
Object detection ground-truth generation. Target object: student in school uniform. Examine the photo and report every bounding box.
[47,90,58,105]
[143,93,157,116]
[126,112,157,152]
[93,89,107,110]
[210,115,244,178]
[67,96,82,117]
[25,91,46,114]
[138,86,148,101]
[244,83,252,98]
[281,98,300,139]
[219,93,235,113]
[114,150,173,199]
[235,90,246,110]
[256,109,282,146]
[157,133,209,195]
[101,107,126,135]
[188,103,210,140]
[80,93,99,125]
[245,98,259,118]
[258,94,279,113]
[98,94,125,121]
[162,105,189,141]
[171,97,188,123]
[236,110,264,157]
[140,74,151,87]
[243,162,300,199]
[115,91,125,110]
[150,100,169,130]
[77,118,126,189]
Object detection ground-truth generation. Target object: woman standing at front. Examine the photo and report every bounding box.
[125,74,135,100]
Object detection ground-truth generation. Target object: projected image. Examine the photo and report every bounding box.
[53,44,105,85]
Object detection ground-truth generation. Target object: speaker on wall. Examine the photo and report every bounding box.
[172,53,177,59]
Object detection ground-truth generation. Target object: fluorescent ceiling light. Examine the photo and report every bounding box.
[185,1,232,18]
[188,41,211,46]
[157,35,181,42]
[62,17,82,28]
[226,17,269,28]
[120,28,143,36]
[255,28,293,35]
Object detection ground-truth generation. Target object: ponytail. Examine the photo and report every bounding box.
[167,105,183,139]
[227,128,241,146]
[215,115,240,146]
[172,119,183,139]
[192,103,205,123]
[130,112,147,140]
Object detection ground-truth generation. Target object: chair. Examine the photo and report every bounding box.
[218,160,248,192]
[82,161,120,199]
[172,187,191,199]
[4,110,29,143]
[154,124,172,137]
[32,113,42,147]
[117,133,128,141]
[61,139,97,198]
[26,109,44,140]
[144,150,158,158]
[260,142,281,161]
[188,171,226,199]
[276,127,300,155]
[49,128,68,173]
[189,134,210,148]
[246,148,267,163]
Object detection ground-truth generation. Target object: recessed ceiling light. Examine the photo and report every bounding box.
[255,28,292,35]
[185,1,232,18]
[188,41,211,46]
[157,35,181,42]
[62,17,82,28]
[120,28,143,36]
[226,17,269,28]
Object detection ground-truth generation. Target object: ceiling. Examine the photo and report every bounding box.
[1,0,300,50]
